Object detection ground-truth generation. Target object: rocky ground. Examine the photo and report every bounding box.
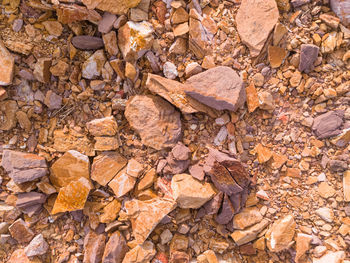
[0,0,350,262]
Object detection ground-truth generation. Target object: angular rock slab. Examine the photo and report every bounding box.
[24,234,49,257]
[124,197,176,245]
[299,44,319,73]
[312,110,344,139]
[184,66,245,111]
[102,231,128,263]
[86,116,118,136]
[82,0,141,15]
[231,219,270,246]
[83,230,106,263]
[122,241,156,263]
[330,0,350,26]
[125,95,182,150]
[236,0,279,57]
[0,40,14,86]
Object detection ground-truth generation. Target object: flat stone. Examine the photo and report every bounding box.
[313,251,345,263]
[0,100,18,131]
[102,231,128,263]
[344,171,350,202]
[50,60,69,77]
[0,40,14,86]
[291,0,310,8]
[299,44,319,73]
[108,167,136,198]
[9,219,34,244]
[82,50,106,79]
[24,234,48,257]
[51,177,91,214]
[8,249,41,263]
[72,36,104,50]
[16,192,46,216]
[330,0,350,26]
[231,219,270,246]
[246,82,259,113]
[94,136,120,151]
[318,182,336,199]
[315,207,334,223]
[215,194,234,225]
[87,116,118,136]
[204,192,223,215]
[233,207,263,230]
[42,20,63,36]
[124,197,176,244]
[44,90,62,110]
[103,31,119,56]
[50,150,90,188]
[91,152,127,186]
[189,164,205,181]
[171,173,215,209]
[254,143,272,163]
[82,0,141,15]
[98,12,117,33]
[55,4,102,24]
[83,231,106,263]
[265,215,296,252]
[126,159,144,178]
[184,66,245,111]
[236,0,279,57]
[33,58,51,83]
[122,241,156,263]
[125,95,182,150]
[258,91,275,111]
[268,46,288,68]
[295,233,312,263]
[100,199,121,224]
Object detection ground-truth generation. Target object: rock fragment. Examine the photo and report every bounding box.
[215,194,234,225]
[299,44,319,73]
[103,31,119,56]
[72,36,104,50]
[8,249,39,263]
[344,171,350,202]
[295,233,312,263]
[82,50,106,79]
[0,100,18,130]
[98,12,117,33]
[82,0,141,15]
[231,219,270,246]
[233,207,263,230]
[312,111,344,139]
[313,251,345,263]
[83,231,106,263]
[16,192,46,216]
[163,62,178,80]
[55,4,102,24]
[330,0,350,26]
[102,231,128,263]
[108,167,136,198]
[9,219,34,244]
[44,90,62,110]
[42,21,63,37]
[122,241,156,263]
[87,116,118,136]
[24,234,49,257]
[33,58,52,83]
[0,40,14,86]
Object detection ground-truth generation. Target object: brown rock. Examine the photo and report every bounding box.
[344,171,350,202]
[16,192,46,216]
[204,192,223,215]
[94,136,120,151]
[170,251,189,263]
[51,177,91,214]
[122,241,156,263]
[236,0,279,57]
[87,116,118,136]
[82,50,106,79]
[124,197,176,245]
[313,251,345,263]
[82,0,141,15]
[320,13,340,29]
[318,182,335,199]
[231,219,270,246]
[91,152,127,186]
[171,173,215,209]
[173,22,189,36]
[189,164,205,181]
[103,31,119,56]
[44,90,62,110]
[55,4,102,24]
[24,234,49,257]
[273,23,288,46]
[172,7,189,24]
[33,58,51,83]
[9,218,34,244]
[265,215,296,252]
[268,46,288,68]
[98,12,117,33]
[100,199,121,223]
[50,150,90,188]
[125,62,137,80]
[126,159,144,178]
[8,249,41,263]
[295,233,312,263]
[0,100,18,130]
[42,21,63,36]
[254,143,272,163]
[184,66,245,111]
[299,44,319,73]
[102,231,128,263]
[108,167,136,198]
[72,36,104,50]
[330,0,350,26]
[312,111,344,139]
[0,40,14,86]
[215,194,234,225]
[110,59,125,79]
[233,207,263,230]
[50,60,69,77]
[125,95,182,150]
[83,231,106,263]
[136,168,157,192]
[291,0,310,8]
[153,1,166,24]
[246,82,259,113]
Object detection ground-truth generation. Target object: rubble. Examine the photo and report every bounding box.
[0,40,14,86]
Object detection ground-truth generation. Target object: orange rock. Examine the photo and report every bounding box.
[82,0,141,15]
[344,171,350,202]
[55,4,102,24]
[99,199,121,223]
[286,168,301,178]
[246,82,259,113]
[0,40,14,86]
[8,249,41,263]
[86,116,118,136]
[136,168,157,192]
[318,182,335,199]
[51,177,91,214]
[94,136,120,151]
[122,241,156,263]
[232,207,263,230]
[295,233,312,263]
[268,46,288,68]
[254,143,272,163]
[108,167,136,198]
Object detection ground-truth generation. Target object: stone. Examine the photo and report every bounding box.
[126,159,144,178]
[236,0,279,57]
[313,251,345,263]
[42,21,63,36]
[51,177,91,214]
[231,219,270,246]
[108,167,136,198]
[33,58,51,83]
[1,150,48,184]
[44,90,62,110]
[173,22,189,36]
[0,222,9,234]
[24,234,49,257]
[82,50,106,79]
[83,0,141,15]
[50,150,90,188]
[291,0,310,8]
[246,82,259,113]
[12,19,23,32]
[312,111,344,139]
[172,7,189,24]
[50,60,69,77]
[8,249,41,263]
[163,62,178,80]
[233,207,263,230]
[103,31,119,56]
[98,12,117,33]
[215,194,234,225]
[91,152,127,186]
[122,241,156,263]
[268,46,288,68]
[172,143,191,161]
[329,160,347,173]
[315,207,334,223]
[185,62,202,78]
[320,13,340,29]
[330,0,350,26]
[171,173,216,209]
[258,91,275,111]
[299,44,319,73]
[184,66,245,111]
[204,192,223,215]
[169,251,189,263]
[189,164,205,181]
[331,128,350,147]
[0,100,18,130]
[55,4,102,24]
[295,233,312,263]
[72,36,104,50]
[265,215,296,252]
[0,40,14,86]
[102,231,128,263]
[125,95,182,150]
[318,182,336,199]
[124,197,176,245]
[83,231,106,263]
[125,62,137,80]
[169,38,187,55]
[9,219,34,244]
[273,23,288,45]
[254,143,272,163]
[118,21,154,62]
[87,116,118,136]
[160,229,173,245]
[344,171,350,202]
[94,136,120,151]
[16,192,46,216]
[100,199,121,223]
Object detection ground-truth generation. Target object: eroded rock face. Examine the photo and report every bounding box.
[82,0,141,15]
[184,66,245,111]
[236,0,279,57]
[312,110,344,139]
[125,95,182,150]
[0,40,14,86]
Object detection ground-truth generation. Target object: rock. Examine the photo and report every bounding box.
[184,66,245,111]
[125,62,137,80]
[331,128,350,147]
[291,0,310,8]
[215,194,234,225]
[313,251,345,263]
[42,21,63,36]
[189,164,205,181]
[172,143,191,161]
[258,91,275,111]
[124,197,176,244]
[312,111,344,139]
[122,241,156,263]
[1,150,48,184]
[268,46,288,68]
[44,90,62,110]
[83,0,141,15]
[169,251,189,263]
[83,231,106,263]
[204,192,223,215]
[0,222,9,234]
[246,82,259,113]
[94,136,120,151]
[299,44,319,73]
[163,62,178,80]
[87,116,118,136]
[0,40,14,86]
[98,12,117,33]
[344,171,350,202]
[295,233,312,263]
[320,13,340,29]
[185,62,202,78]
[265,215,296,252]
[50,60,69,77]
[118,21,154,62]
[169,38,187,55]
[55,4,102,24]
[24,234,48,257]
[8,249,40,263]
[102,231,128,263]
[16,192,46,216]
[171,173,216,209]
[236,0,279,57]
[100,199,121,223]
[108,167,136,198]
[126,159,144,178]
[330,0,350,26]
[91,152,127,186]
[50,150,90,188]
[315,207,334,223]
[233,207,263,230]
[328,160,347,173]
[103,31,119,56]
[318,182,335,199]
[231,219,270,246]
[51,177,91,214]
[9,219,34,244]
[160,229,173,245]
[82,50,106,79]
[125,95,182,150]
[173,22,189,36]
[0,100,18,130]
[33,58,52,83]
[13,19,23,32]
[72,36,104,50]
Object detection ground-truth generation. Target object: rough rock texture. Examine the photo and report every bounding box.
[231,219,270,246]
[0,40,14,86]
[72,36,104,50]
[108,167,136,198]
[24,234,49,257]
[344,170,350,202]
[330,0,350,26]
[16,192,46,216]
[124,197,176,245]
[312,110,344,139]
[236,0,279,57]
[171,173,216,209]
[122,241,156,263]
[313,251,345,263]
[0,100,18,131]
[83,231,106,263]
[295,233,312,262]
[299,44,319,73]
[87,116,118,136]
[82,50,106,79]
[125,95,182,150]
[82,0,141,15]
[8,219,34,244]
[232,207,263,230]
[184,66,245,111]
[55,4,102,24]
[8,249,40,263]
[102,231,128,263]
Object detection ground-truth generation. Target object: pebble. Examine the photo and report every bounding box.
[163,61,178,79]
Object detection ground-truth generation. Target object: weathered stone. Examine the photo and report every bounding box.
[295,233,312,263]
[254,143,273,163]
[102,231,128,263]
[233,207,263,230]
[189,163,205,181]
[82,0,141,15]
[44,90,62,110]
[215,194,234,225]
[0,40,14,86]
[318,182,336,199]
[246,82,259,113]
[258,91,275,111]
[344,171,350,202]
[313,251,345,263]
[126,159,144,178]
[51,177,91,214]
[231,219,270,246]
[315,207,334,223]
[8,249,41,263]
[24,234,49,257]
[103,31,119,56]
[16,192,46,216]
[108,167,136,198]
[299,44,319,73]
[50,60,69,77]
[125,95,182,150]
[33,58,51,83]
[236,0,279,57]
[204,192,223,215]
[82,50,106,79]
[265,215,296,252]
[171,173,215,209]
[83,231,106,263]
[0,100,18,130]
[91,152,127,186]
[184,66,245,111]
[268,46,287,68]
[50,150,90,188]
[291,0,310,8]
[122,241,156,263]
[100,199,121,224]
[87,116,118,136]
[9,219,34,244]
[42,20,63,36]
[55,4,102,24]
[330,0,350,26]
[72,36,104,50]
[163,61,178,80]
[98,12,117,33]
[124,197,176,245]
[94,136,120,151]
